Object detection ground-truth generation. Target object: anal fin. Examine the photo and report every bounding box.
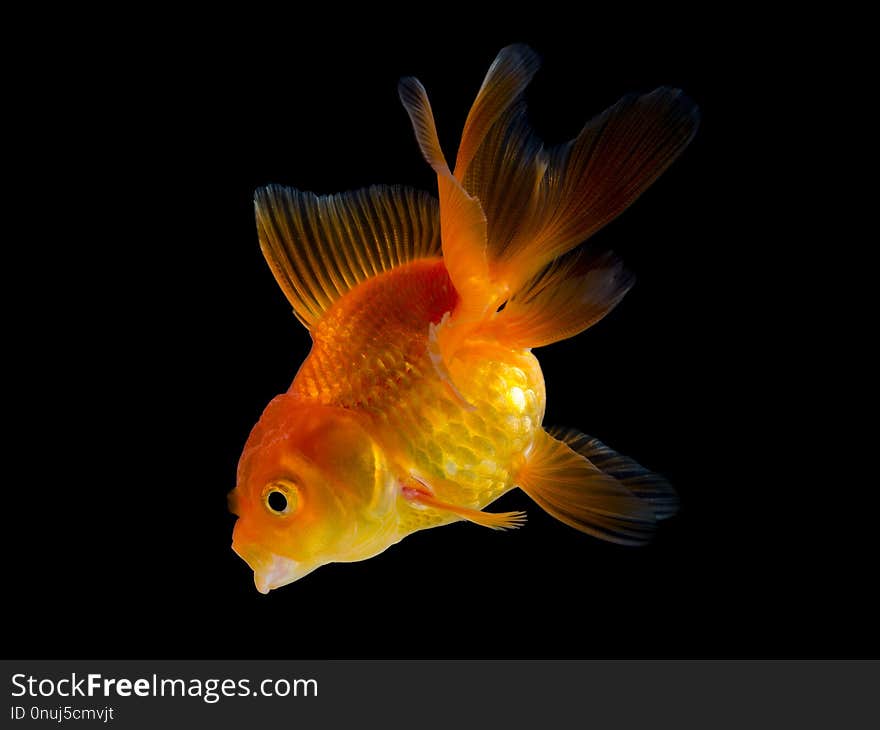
[550,428,679,520]
[516,429,656,545]
[402,484,526,531]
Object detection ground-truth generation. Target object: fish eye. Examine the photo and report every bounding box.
[262,480,298,516]
[267,490,288,512]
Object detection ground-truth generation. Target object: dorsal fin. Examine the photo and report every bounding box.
[255,184,441,329]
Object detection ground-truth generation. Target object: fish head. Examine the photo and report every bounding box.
[229,394,397,593]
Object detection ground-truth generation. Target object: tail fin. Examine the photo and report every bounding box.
[398,76,493,322]
[458,60,700,297]
[399,45,699,345]
[489,249,635,349]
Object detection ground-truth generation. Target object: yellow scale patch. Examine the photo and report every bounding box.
[390,345,545,536]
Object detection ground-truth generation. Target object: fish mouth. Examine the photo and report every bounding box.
[231,534,316,594]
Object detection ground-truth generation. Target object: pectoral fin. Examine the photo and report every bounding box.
[402,484,526,530]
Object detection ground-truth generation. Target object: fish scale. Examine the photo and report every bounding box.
[290,259,545,534]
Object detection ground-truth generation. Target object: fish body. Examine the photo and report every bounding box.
[292,257,545,534]
[230,46,699,592]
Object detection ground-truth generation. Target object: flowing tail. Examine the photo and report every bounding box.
[398,44,699,351]
[399,45,696,543]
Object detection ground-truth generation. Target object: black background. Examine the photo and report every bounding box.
[9,20,871,659]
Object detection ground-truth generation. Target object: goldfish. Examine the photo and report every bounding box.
[228,45,699,593]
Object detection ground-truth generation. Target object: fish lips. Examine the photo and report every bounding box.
[231,534,317,593]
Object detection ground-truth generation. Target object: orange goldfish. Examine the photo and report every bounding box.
[228,45,699,592]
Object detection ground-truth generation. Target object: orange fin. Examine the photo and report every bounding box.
[403,485,526,531]
[454,47,700,297]
[398,77,497,322]
[516,429,656,545]
[254,185,441,329]
[400,46,698,334]
[396,76,449,174]
[490,250,635,348]
[549,427,679,520]
[453,44,541,180]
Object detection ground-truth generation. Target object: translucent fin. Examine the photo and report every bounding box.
[402,486,526,530]
[254,184,441,329]
[397,77,449,174]
[455,46,699,295]
[516,429,656,545]
[435,173,492,320]
[453,44,541,179]
[399,77,495,321]
[550,427,679,520]
[516,88,700,275]
[489,250,635,348]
